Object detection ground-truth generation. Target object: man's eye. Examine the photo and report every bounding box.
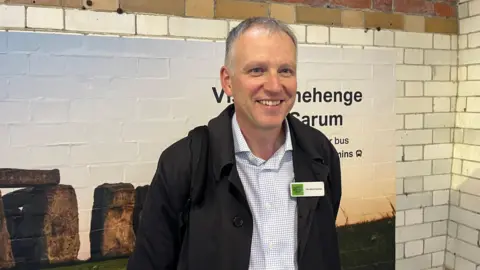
[280,68,294,74]
[250,68,263,73]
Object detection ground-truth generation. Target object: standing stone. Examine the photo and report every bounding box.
[0,191,15,268]
[90,183,136,259]
[0,168,60,188]
[2,185,80,266]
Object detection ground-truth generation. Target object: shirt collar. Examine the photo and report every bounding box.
[231,112,293,155]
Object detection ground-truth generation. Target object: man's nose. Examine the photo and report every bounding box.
[264,73,282,92]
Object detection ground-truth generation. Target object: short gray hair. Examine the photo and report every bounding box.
[224,17,298,70]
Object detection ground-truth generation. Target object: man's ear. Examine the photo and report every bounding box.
[220,66,233,96]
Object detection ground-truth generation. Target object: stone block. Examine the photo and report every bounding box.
[90,183,135,259]
[3,185,79,266]
[0,168,60,188]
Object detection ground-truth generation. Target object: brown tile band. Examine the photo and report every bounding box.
[2,0,459,34]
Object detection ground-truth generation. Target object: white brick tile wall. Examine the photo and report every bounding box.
[0,4,474,269]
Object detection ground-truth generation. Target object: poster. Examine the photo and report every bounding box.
[0,31,396,269]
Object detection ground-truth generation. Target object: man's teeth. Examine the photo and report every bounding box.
[259,100,281,106]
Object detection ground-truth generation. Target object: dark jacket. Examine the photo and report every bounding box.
[127,104,342,270]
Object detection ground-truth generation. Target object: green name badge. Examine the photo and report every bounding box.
[290,182,325,197]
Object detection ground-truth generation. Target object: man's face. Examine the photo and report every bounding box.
[221,27,297,131]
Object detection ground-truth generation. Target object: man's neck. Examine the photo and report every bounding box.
[236,116,286,161]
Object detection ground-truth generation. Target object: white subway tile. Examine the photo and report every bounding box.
[27,7,63,30]
[432,251,445,266]
[457,224,479,246]
[306,25,329,44]
[405,208,424,225]
[468,64,480,80]
[169,17,227,39]
[424,113,455,128]
[470,0,480,16]
[395,31,433,48]
[469,32,480,48]
[433,97,451,112]
[0,4,25,28]
[405,240,424,257]
[433,66,451,81]
[433,220,448,236]
[404,146,423,161]
[404,49,424,64]
[456,113,480,129]
[434,34,451,49]
[396,97,433,113]
[424,144,454,160]
[424,235,447,253]
[330,27,373,46]
[424,82,457,97]
[460,15,480,34]
[396,254,432,270]
[396,160,432,178]
[425,50,456,65]
[396,65,432,81]
[405,82,423,96]
[396,130,433,146]
[374,30,393,47]
[289,24,306,43]
[65,9,135,34]
[405,114,424,129]
[136,14,168,36]
[397,223,433,242]
[459,48,480,65]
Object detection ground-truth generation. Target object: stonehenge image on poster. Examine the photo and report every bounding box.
[0,168,150,268]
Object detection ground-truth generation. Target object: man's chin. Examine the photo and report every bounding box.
[254,117,286,130]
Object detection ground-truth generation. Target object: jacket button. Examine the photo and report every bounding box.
[233,216,243,227]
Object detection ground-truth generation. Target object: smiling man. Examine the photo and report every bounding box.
[127,17,342,270]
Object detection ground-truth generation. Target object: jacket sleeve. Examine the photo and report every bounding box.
[127,138,191,270]
[329,143,342,220]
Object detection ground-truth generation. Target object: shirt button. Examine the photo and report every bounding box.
[233,216,243,227]
[265,203,271,209]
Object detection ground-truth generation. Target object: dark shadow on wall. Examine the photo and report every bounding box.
[0,168,396,270]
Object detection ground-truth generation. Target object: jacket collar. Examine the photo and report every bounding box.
[207,104,327,181]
